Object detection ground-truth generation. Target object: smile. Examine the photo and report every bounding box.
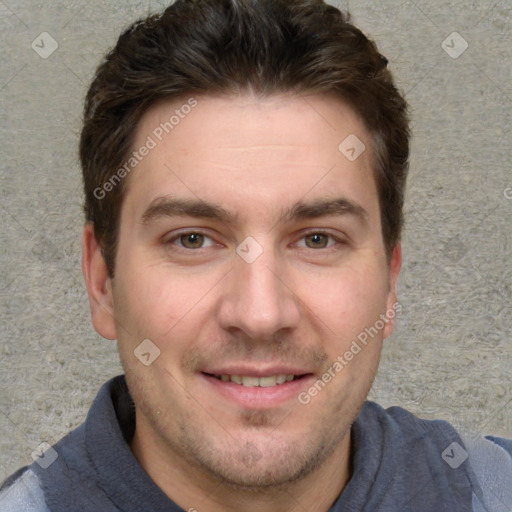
[210,374,301,387]
[200,371,313,408]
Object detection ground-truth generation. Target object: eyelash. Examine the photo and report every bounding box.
[164,230,346,252]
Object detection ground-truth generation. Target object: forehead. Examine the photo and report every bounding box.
[123,92,379,226]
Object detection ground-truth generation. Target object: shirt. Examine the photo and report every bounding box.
[1,375,511,511]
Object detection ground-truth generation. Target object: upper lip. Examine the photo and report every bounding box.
[201,365,313,377]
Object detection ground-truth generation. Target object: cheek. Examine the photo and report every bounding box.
[113,260,217,345]
[297,262,389,340]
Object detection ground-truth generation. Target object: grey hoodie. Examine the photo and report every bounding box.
[1,375,511,511]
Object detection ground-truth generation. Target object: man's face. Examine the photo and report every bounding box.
[104,93,400,487]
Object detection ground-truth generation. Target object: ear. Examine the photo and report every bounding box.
[82,223,117,340]
[383,242,402,340]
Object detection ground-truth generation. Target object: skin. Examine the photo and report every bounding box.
[82,92,401,512]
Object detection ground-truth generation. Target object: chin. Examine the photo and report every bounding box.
[186,426,341,491]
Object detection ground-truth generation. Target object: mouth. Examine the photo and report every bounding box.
[204,373,308,387]
[200,370,314,408]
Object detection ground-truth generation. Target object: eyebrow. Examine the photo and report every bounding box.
[141,197,235,224]
[140,196,368,226]
[281,198,368,224]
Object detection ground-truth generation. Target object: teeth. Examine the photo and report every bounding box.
[259,376,277,387]
[215,374,297,387]
[242,376,259,387]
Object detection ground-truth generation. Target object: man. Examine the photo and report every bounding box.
[1,0,510,511]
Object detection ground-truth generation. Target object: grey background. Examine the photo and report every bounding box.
[0,0,511,482]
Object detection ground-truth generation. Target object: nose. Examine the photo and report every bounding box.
[217,243,301,341]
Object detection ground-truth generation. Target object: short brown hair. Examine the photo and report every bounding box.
[80,0,409,277]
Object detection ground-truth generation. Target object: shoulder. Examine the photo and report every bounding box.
[367,402,512,511]
[360,400,467,442]
[0,467,50,512]
[462,434,512,512]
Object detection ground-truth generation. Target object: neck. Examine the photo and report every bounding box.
[131,417,352,512]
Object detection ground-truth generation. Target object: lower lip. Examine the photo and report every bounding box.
[200,373,315,409]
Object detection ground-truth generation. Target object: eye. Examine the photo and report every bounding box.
[167,232,216,249]
[296,232,339,249]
